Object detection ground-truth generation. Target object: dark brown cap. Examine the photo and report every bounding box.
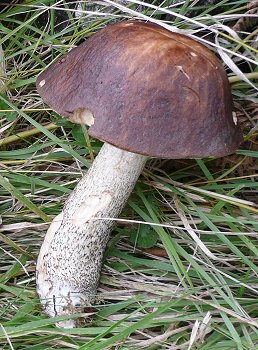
[36,20,242,158]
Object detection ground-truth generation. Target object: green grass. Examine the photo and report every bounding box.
[0,0,257,349]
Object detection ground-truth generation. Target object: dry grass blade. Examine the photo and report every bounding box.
[174,197,233,261]
[233,0,258,31]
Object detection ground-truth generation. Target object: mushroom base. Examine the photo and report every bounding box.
[36,143,147,328]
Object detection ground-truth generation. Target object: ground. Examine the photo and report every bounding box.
[0,1,257,349]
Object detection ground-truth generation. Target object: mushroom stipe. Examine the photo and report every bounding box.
[36,20,242,328]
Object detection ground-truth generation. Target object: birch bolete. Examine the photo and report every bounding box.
[36,20,242,327]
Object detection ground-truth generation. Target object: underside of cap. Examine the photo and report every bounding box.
[36,20,242,158]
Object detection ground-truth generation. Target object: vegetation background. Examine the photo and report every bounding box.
[0,0,257,349]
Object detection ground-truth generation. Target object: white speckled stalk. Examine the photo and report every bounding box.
[36,143,147,328]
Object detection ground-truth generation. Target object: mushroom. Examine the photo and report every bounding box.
[36,20,242,327]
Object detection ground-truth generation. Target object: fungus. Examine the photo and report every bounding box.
[36,20,242,327]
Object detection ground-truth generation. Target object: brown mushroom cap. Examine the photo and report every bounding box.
[36,20,242,158]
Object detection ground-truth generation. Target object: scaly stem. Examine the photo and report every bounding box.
[36,143,147,327]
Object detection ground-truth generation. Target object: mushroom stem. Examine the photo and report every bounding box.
[36,142,147,328]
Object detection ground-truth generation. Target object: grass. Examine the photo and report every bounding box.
[0,0,257,349]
